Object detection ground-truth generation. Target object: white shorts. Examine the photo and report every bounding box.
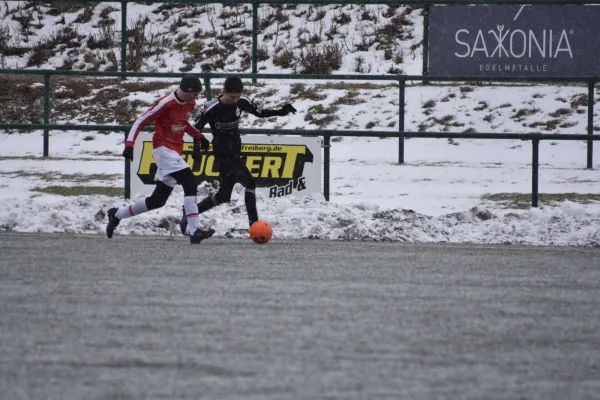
[152,146,189,188]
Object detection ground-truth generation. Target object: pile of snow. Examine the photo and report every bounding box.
[2,185,599,246]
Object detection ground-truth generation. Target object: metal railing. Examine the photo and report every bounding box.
[2,122,599,207]
[1,69,598,166]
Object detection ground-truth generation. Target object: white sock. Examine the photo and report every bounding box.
[184,196,199,234]
[115,199,148,220]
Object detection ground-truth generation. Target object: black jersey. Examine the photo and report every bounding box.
[194,95,281,158]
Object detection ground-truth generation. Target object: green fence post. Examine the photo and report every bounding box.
[121,0,127,73]
[422,3,430,76]
[204,76,212,100]
[43,72,50,157]
[124,130,131,199]
[252,1,258,84]
[587,79,595,169]
[323,134,330,201]
[531,138,539,208]
[398,79,405,164]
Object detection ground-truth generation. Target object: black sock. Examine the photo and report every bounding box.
[197,195,216,214]
[245,190,258,226]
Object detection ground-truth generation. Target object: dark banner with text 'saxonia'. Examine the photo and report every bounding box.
[428,5,600,77]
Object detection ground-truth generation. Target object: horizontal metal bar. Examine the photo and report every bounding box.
[2,124,599,141]
[2,69,597,83]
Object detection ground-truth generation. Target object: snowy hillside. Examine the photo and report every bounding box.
[0,2,422,74]
[1,2,600,245]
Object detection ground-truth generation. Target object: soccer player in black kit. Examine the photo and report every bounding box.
[179,76,297,238]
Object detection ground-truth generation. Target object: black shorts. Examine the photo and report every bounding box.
[215,155,255,192]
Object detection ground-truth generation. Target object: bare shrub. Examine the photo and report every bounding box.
[290,83,327,101]
[180,56,196,72]
[290,83,305,95]
[0,76,44,124]
[88,24,115,50]
[99,5,119,19]
[127,16,169,71]
[312,8,326,21]
[422,100,436,109]
[83,50,106,70]
[239,50,251,71]
[474,101,489,111]
[332,90,363,106]
[0,25,10,53]
[58,57,76,70]
[218,30,238,58]
[94,86,127,105]
[114,99,141,124]
[47,2,94,16]
[199,57,225,73]
[274,8,289,23]
[325,24,339,40]
[361,9,377,22]
[27,26,78,67]
[298,43,343,74]
[353,55,368,73]
[355,35,375,52]
[273,48,295,69]
[333,12,351,25]
[377,11,413,46]
[394,53,403,64]
[259,7,277,29]
[570,94,588,108]
[121,81,173,92]
[106,51,118,71]
[257,45,269,61]
[13,10,34,36]
[53,77,94,100]
[73,6,94,24]
[387,65,403,75]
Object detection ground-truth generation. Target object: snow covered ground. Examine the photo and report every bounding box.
[1,121,599,246]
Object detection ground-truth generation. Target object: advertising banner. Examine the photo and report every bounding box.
[130,134,321,199]
[428,5,600,76]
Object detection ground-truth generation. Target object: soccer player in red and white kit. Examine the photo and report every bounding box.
[106,75,214,244]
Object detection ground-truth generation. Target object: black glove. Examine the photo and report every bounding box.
[279,103,297,116]
[122,146,133,161]
[199,136,210,152]
[192,137,210,161]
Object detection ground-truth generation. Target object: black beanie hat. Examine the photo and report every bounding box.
[180,75,202,92]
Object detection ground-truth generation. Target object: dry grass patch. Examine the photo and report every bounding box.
[0,75,44,124]
[482,192,600,209]
[316,82,388,90]
[289,83,327,101]
[0,76,175,126]
[332,90,364,106]
[2,171,120,183]
[32,185,123,197]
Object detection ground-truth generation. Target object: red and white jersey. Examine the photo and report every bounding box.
[125,91,204,154]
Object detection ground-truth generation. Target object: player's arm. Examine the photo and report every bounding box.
[193,102,211,131]
[184,122,205,140]
[239,96,296,118]
[191,103,213,154]
[122,98,168,160]
[185,123,210,154]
